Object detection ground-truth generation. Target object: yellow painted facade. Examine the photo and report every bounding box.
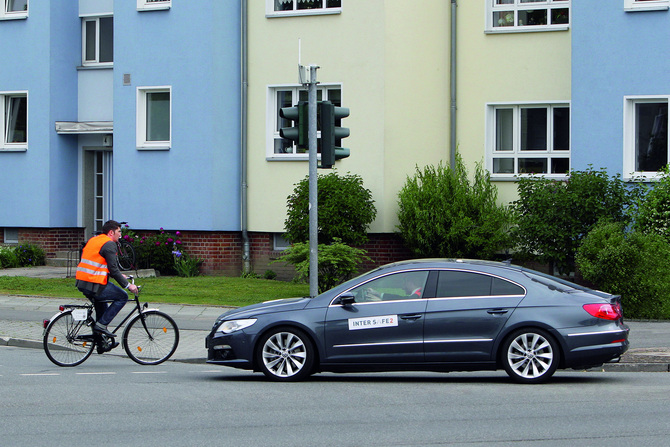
[455,2,571,203]
[246,0,450,234]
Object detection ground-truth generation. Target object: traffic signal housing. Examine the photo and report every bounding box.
[319,101,350,169]
[279,101,308,151]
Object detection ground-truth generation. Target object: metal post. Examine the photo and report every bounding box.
[307,65,319,297]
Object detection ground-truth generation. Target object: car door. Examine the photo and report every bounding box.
[323,271,429,364]
[423,269,525,362]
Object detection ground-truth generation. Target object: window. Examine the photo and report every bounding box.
[269,85,341,159]
[0,0,28,20]
[137,0,171,11]
[137,87,171,149]
[82,16,113,66]
[273,234,291,251]
[486,0,570,32]
[266,0,341,17]
[624,0,670,11]
[350,271,429,303]
[4,228,19,244]
[1,92,27,151]
[487,103,570,177]
[435,271,525,298]
[624,96,670,180]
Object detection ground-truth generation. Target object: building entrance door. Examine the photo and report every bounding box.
[82,149,113,237]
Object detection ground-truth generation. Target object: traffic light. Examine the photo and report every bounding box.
[279,101,308,151]
[319,101,350,169]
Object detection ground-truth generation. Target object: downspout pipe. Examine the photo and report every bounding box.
[450,0,457,167]
[241,0,251,273]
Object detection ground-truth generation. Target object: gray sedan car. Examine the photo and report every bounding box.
[206,259,629,383]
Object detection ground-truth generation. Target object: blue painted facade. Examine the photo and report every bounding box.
[0,0,240,235]
[0,2,80,227]
[113,1,241,231]
[572,1,670,177]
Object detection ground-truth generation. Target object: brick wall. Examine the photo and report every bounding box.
[4,227,415,278]
[16,228,85,257]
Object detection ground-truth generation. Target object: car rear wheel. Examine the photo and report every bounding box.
[257,327,315,382]
[502,328,559,384]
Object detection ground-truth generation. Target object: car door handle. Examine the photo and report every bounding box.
[400,314,422,321]
[487,309,509,315]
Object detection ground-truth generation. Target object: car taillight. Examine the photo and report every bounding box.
[583,303,622,320]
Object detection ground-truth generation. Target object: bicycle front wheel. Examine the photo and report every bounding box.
[123,311,179,365]
[43,312,95,367]
[117,239,136,271]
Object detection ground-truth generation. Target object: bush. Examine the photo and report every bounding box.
[576,222,670,319]
[0,246,19,268]
[284,171,376,245]
[512,167,635,275]
[172,250,203,277]
[14,243,46,267]
[634,166,670,242]
[276,238,371,293]
[396,154,511,259]
[123,226,184,276]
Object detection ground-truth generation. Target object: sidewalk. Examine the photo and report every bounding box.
[0,266,229,363]
[1,266,670,370]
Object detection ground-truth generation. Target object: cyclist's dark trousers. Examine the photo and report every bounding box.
[95,283,128,326]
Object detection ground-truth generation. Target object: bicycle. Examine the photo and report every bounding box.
[82,223,136,271]
[43,277,179,367]
[116,221,136,271]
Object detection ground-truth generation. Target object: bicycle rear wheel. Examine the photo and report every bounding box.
[43,312,95,367]
[117,239,136,271]
[123,311,179,365]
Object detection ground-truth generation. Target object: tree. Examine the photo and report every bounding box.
[511,167,634,275]
[284,171,376,246]
[396,154,511,259]
[634,166,670,242]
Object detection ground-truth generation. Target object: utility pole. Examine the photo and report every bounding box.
[304,64,319,298]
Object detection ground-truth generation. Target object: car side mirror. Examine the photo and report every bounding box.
[337,293,356,306]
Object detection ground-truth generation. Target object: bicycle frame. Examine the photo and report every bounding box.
[52,289,159,341]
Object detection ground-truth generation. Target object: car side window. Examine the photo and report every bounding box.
[436,270,524,298]
[350,271,429,303]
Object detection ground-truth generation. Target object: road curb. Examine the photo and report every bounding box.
[1,336,206,364]
[4,335,670,371]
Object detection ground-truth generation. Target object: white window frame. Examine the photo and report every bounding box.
[3,228,19,244]
[624,0,670,11]
[485,101,571,180]
[267,84,342,160]
[137,0,171,12]
[137,86,171,150]
[265,0,341,18]
[486,0,570,33]
[81,16,113,67]
[623,96,670,181]
[0,91,27,152]
[0,0,28,20]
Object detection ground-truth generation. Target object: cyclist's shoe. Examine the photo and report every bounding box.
[93,323,116,338]
[96,336,119,354]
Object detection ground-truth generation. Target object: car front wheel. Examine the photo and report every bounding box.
[502,328,559,384]
[256,327,315,381]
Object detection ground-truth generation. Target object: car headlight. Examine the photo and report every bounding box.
[216,318,257,334]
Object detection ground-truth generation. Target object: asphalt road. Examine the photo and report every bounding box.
[2,345,670,447]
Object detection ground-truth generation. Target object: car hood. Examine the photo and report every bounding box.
[214,297,312,322]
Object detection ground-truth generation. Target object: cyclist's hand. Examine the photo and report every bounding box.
[128,284,139,295]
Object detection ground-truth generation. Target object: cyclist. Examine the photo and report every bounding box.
[76,220,139,352]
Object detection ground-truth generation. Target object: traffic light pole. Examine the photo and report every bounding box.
[306,65,319,298]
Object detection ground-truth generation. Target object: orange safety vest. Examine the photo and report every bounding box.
[76,234,111,285]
